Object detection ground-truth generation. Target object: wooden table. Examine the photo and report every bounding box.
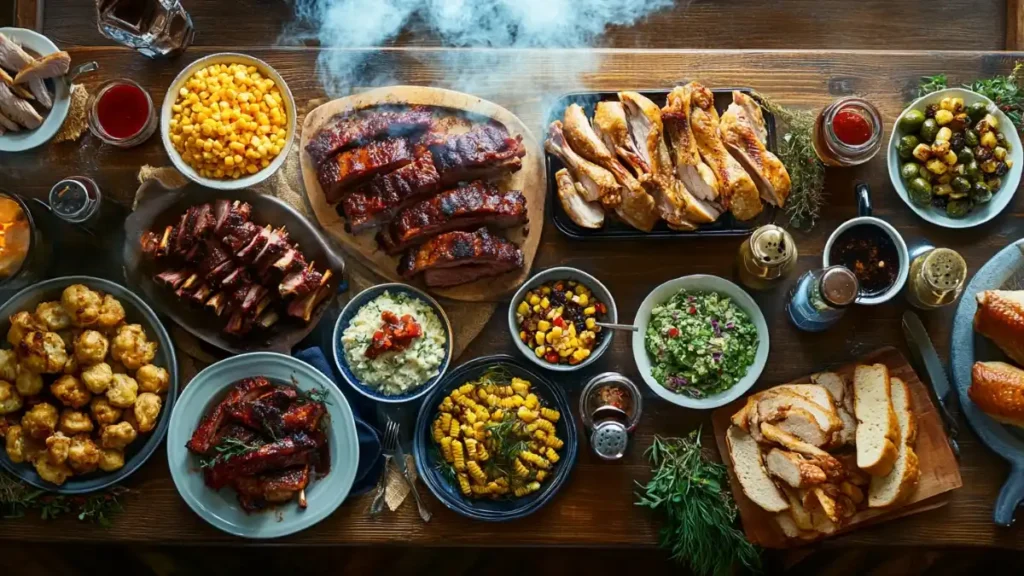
[1,47,1023,549]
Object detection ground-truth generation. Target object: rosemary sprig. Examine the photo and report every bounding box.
[198,436,264,469]
[753,92,827,230]
[635,431,760,576]
[917,73,948,98]
[1,471,127,525]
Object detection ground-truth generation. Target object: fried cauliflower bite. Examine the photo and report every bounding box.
[35,301,71,331]
[50,374,92,409]
[59,409,94,435]
[89,397,122,426]
[97,295,126,330]
[0,380,22,414]
[81,362,114,394]
[18,331,69,374]
[105,373,138,408]
[136,364,169,394]
[133,393,162,433]
[100,421,137,450]
[74,330,109,366]
[7,311,42,346]
[61,284,103,328]
[0,349,17,381]
[68,434,101,474]
[44,431,71,465]
[111,324,157,371]
[5,424,27,463]
[15,364,43,396]
[20,402,57,439]
[98,448,124,472]
[34,457,72,485]
[63,355,78,375]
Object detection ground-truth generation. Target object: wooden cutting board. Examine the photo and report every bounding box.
[710,346,963,549]
[299,85,546,303]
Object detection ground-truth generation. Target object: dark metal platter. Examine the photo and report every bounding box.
[950,239,1024,526]
[544,88,778,240]
[123,181,345,355]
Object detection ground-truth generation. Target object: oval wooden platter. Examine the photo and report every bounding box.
[299,86,545,303]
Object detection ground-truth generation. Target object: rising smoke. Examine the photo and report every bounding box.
[281,0,676,98]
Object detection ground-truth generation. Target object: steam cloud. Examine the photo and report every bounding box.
[282,0,676,98]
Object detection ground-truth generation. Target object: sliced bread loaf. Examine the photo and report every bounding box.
[765,448,827,488]
[727,425,789,513]
[853,363,900,476]
[868,377,920,507]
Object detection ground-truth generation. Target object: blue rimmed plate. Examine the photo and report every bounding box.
[413,354,578,521]
[166,352,358,539]
[332,283,452,404]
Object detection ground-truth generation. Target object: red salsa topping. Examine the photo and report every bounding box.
[96,83,151,139]
[831,107,873,146]
[365,310,422,359]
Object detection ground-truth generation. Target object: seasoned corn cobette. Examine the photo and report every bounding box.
[168,62,289,179]
[431,371,564,500]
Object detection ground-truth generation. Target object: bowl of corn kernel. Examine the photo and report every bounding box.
[507,266,616,372]
[160,53,296,190]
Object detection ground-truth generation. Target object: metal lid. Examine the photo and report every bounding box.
[750,225,795,268]
[820,265,859,308]
[579,372,643,432]
[590,420,629,460]
[921,248,966,292]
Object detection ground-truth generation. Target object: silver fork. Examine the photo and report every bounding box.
[387,419,432,522]
[368,420,398,516]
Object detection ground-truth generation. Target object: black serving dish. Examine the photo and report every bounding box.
[545,88,778,239]
[123,180,345,355]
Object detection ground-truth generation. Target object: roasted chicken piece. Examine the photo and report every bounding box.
[545,121,619,204]
[13,51,70,85]
[0,33,52,109]
[563,103,641,206]
[0,82,42,129]
[662,84,721,202]
[970,361,1024,428]
[0,67,34,102]
[593,101,650,177]
[555,168,604,229]
[720,91,791,207]
[619,91,672,179]
[974,290,1024,366]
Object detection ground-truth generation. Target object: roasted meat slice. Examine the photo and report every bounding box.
[428,124,526,187]
[280,266,325,299]
[376,182,528,254]
[562,103,638,205]
[225,387,298,432]
[546,121,619,204]
[214,200,252,238]
[252,228,290,273]
[339,150,441,233]
[154,268,191,289]
[305,106,433,168]
[186,377,274,455]
[720,91,791,207]
[236,226,271,262]
[0,67,35,102]
[232,466,312,512]
[554,168,604,229]
[281,402,326,434]
[0,82,42,129]
[662,84,721,202]
[592,100,650,177]
[318,137,415,203]
[13,51,70,84]
[0,33,52,109]
[203,433,321,490]
[0,109,20,133]
[219,220,258,253]
[398,228,524,288]
[286,273,333,321]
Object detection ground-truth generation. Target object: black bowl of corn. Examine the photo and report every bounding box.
[507,266,616,372]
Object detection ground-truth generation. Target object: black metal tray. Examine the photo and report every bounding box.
[545,88,778,240]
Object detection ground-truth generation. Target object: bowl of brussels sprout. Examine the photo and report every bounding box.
[888,87,1022,228]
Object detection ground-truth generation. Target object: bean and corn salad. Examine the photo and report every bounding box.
[432,372,564,499]
[515,279,607,365]
[168,62,289,180]
[895,96,1011,218]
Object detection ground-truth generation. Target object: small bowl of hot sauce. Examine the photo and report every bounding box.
[87,79,158,148]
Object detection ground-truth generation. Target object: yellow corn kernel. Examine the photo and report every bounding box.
[534,345,546,358]
[585,317,596,330]
[549,326,563,338]
[535,331,546,346]
[537,320,551,332]
[577,293,589,306]
[529,295,540,306]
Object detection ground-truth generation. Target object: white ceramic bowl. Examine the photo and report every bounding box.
[631,275,769,410]
[160,52,296,190]
[0,28,71,152]
[508,267,617,372]
[888,87,1023,228]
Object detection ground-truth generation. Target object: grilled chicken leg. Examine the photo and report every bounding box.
[545,121,620,204]
[720,91,791,207]
[555,168,605,229]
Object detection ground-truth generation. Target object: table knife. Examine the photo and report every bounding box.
[902,310,960,458]
[394,438,432,523]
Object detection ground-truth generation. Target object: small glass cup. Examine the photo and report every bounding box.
[96,0,195,59]
[813,97,883,167]
[87,79,158,148]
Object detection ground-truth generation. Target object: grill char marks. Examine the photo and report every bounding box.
[428,124,527,187]
[318,138,416,203]
[338,149,441,233]
[305,106,433,168]
[377,182,527,255]
[398,227,524,287]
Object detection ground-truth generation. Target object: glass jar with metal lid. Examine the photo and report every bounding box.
[579,372,643,461]
[736,224,798,291]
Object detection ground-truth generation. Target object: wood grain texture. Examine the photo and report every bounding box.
[711,347,963,549]
[1,48,1024,548]
[14,0,41,31]
[38,0,1006,51]
[299,86,545,302]
[1010,0,1024,50]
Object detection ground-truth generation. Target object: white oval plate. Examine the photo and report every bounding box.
[167,352,359,539]
[632,275,769,410]
[0,28,70,152]
[888,87,1023,229]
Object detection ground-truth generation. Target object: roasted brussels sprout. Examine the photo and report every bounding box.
[946,199,972,218]
[951,176,972,194]
[971,182,994,203]
[897,134,920,159]
[901,162,920,180]
[968,101,988,122]
[957,146,973,165]
[908,178,933,205]
[965,129,980,147]
[899,109,926,133]
[919,118,939,143]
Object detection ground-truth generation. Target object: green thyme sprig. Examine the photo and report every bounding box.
[198,436,264,469]
[917,63,1024,131]
[1,471,127,526]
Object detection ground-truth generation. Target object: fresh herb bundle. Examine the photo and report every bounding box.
[753,92,827,230]
[198,436,265,469]
[1,471,127,526]
[917,73,948,98]
[917,64,1024,130]
[635,432,760,576]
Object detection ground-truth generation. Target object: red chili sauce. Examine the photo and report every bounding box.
[831,107,873,146]
[365,310,422,359]
[96,83,151,139]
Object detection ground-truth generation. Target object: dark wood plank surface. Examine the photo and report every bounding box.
[38,0,1006,51]
[1,47,1024,548]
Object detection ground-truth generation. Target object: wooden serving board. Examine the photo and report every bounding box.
[711,346,963,549]
[299,85,546,303]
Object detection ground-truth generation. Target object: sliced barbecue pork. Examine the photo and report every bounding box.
[428,124,526,187]
[338,149,441,233]
[398,227,524,288]
[317,137,415,203]
[186,377,275,455]
[377,182,527,255]
[203,433,321,490]
[305,106,433,168]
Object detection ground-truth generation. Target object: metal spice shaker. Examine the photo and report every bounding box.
[579,372,643,461]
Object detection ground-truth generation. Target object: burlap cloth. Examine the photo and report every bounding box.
[135,99,497,512]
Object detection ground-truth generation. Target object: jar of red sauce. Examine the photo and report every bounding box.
[812,97,883,167]
[87,79,157,148]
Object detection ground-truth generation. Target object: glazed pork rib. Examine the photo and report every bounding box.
[318,137,415,203]
[203,432,321,490]
[376,181,528,254]
[186,377,275,455]
[305,106,433,168]
[428,124,526,187]
[338,149,441,233]
[398,227,524,288]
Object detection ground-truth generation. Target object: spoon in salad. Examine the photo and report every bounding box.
[595,321,639,333]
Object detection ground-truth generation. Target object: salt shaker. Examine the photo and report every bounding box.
[579,373,642,460]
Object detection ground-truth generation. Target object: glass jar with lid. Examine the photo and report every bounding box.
[813,97,883,167]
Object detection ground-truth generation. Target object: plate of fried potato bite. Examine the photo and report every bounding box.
[0,276,177,494]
